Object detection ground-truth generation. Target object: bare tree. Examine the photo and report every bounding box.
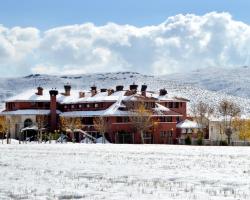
[60,117,83,142]
[218,99,241,144]
[233,117,250,144]
[93,116,109,143]
[191,101,214,138]
[128,101,154,144]
[36,115,47,143]
[0,116,8,144]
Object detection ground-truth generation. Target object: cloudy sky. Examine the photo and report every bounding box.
[0,0,250,77]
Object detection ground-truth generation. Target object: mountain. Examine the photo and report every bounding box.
[163,66,250,98]
[1,71,250,115]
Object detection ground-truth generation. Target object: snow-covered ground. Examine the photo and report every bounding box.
[0,144,250,200]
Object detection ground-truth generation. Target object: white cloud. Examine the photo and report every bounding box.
[1,12,250,77]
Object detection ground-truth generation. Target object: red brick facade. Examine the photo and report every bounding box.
[3,85,189,144]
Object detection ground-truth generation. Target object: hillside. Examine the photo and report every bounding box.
[1,71,250,115]
[164,66,250,98]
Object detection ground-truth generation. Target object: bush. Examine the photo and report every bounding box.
[185,136,191,145]
[52,132,60,140]
[219,140,228,146]
[197,138,203,145]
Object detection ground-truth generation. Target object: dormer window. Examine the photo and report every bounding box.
[173,102,179,108]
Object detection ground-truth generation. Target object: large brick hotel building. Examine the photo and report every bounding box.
[1,84,189,144]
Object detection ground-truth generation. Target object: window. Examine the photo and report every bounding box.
[117,117,122,123]
[166,117,172,122]
[160,131,173,138]
[7,102,15,110]
[83,117,93,125]
[71,105,75,109]
[64,105,67,109]
[173,102,179,108]
[43,102,50,108]
[159,117,172,122]
[116,117,129,123]
[94,103,99,108]
[169,102,173,108]
[159,117,165,122]
[124,117,129,122]
[38,102,44,108]
[143,132,150,138]
[24,119,33,127]
[79,104,82,108]
[86,104,90,108]
[160,131,165,138]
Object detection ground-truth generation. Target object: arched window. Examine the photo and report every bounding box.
[24,119,33,127]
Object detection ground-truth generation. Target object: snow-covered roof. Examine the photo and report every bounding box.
[21,125,38,132]
[176,119,200,129]
[73,91,127,104]
[154,103,170,113]
[6,89,51,102]
[149,92,189,102]
[151,103,182,116]
[6,88,188,104]
[6,89,86,104]
[0,109,61,116]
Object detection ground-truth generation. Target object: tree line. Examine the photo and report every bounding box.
[191,99,250,145]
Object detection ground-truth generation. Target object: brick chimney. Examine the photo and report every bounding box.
[49,89,58,132]
[107,89,114,96]
[141,84,147,97]
[64,84,71,96]
[79,92,85,98]
[159,88,167,96]
[100,88,107,92]
[116,85,124,91]
[36,86,43,96]
[130,83,138,94]
[91,85,97,96]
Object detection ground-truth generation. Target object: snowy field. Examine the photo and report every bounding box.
[0,144,250,200]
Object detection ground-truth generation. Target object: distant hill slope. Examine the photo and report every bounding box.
[1,71,250,115]
[163,66,250,98]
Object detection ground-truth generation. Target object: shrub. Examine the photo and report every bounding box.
[197,138,203,145]
[185,136,191,145]
[219,140,228,146]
